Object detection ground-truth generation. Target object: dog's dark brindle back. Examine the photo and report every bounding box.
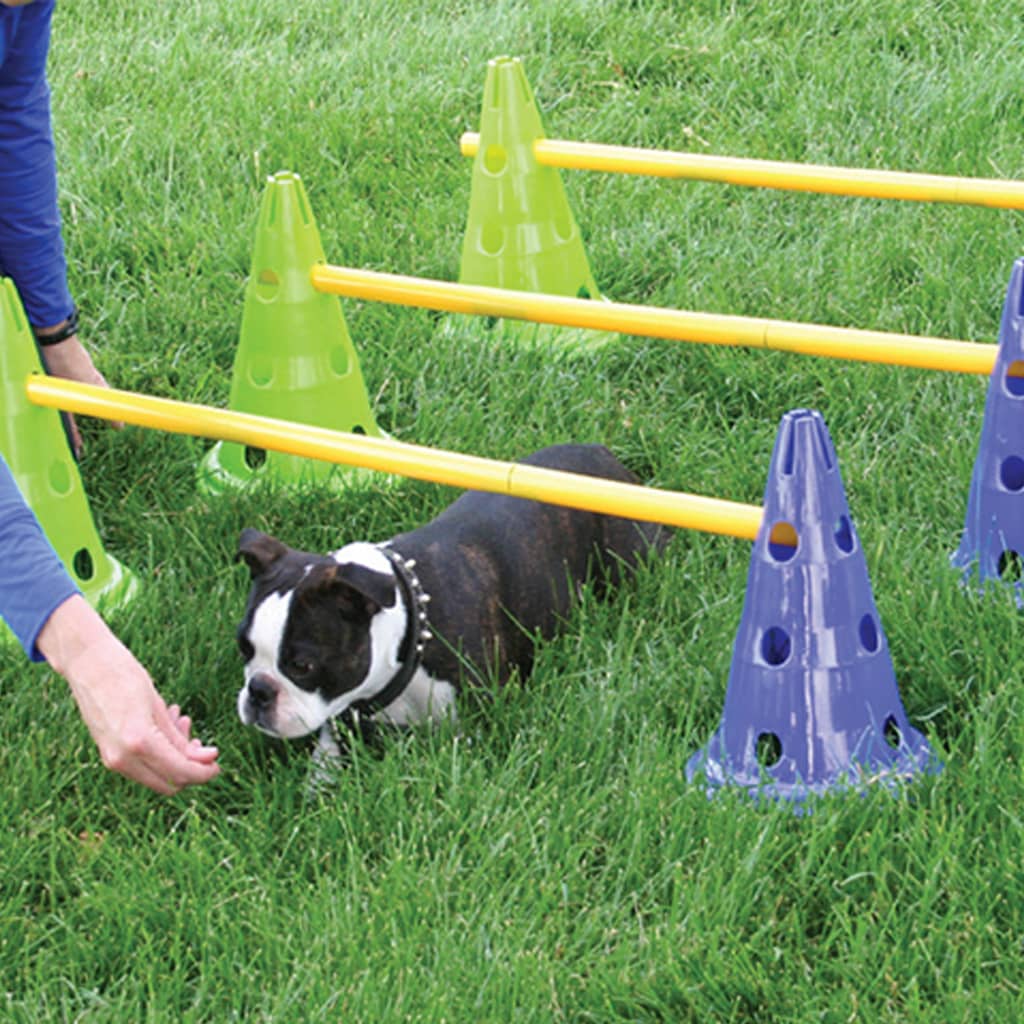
[388,443,668,687]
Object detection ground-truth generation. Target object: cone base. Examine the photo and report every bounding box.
[197,440,389,496]
[82,554,140,613]
[686,720,941,811]
[437,312,618,352]
[950,541,1024,608]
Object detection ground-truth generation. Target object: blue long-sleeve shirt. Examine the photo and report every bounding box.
[0,0,75,329]
[0,453,79,660]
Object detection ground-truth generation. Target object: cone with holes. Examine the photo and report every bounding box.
[950,258,1024,601]
[453,55,610,349]
[687,408,939,807]
[0,277,138,622]
[199,171,383,494]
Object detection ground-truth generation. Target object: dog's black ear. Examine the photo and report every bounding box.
[300,562,396,620]
[236,528,288,579]
[338,562,397,612]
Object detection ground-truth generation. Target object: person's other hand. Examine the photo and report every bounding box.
[37,595,221,795]
[38,334,124,455]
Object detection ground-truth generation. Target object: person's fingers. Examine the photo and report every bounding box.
[106,701,221,793]
[155,701,219,762]
[116,761,181,796]
[187,740,221,764]
[166,704,192,740]
[113,733,221,793]
[67,413,83,459]
[144,736,221,789]
[101,736,183,795]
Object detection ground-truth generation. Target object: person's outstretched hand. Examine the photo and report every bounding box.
[36,595,220,795]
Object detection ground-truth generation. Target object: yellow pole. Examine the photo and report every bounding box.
[24,375,765,540]
[461,132,1024,210]
[311,264,996,375]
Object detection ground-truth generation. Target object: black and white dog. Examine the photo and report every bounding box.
[235,444,669,761]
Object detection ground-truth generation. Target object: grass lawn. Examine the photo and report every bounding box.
[2,0,1024,1019]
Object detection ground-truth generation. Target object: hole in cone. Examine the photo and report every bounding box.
[48,459,72,496]
[883,715,902,749]
[480,223,504,256]
[255,269,279,301]
[329,346,350,377]
[72,548,95,583]
[483,144,507,174]
[248,357,273,388]
[756,732,782,768]
[1006,360,1024,397]
[553,204,575,242]
[998,549,1024,582]
[296,187,312,227]
[815,424,834,470]
[859,614,879,653]
[780,428,796,475]
[761,626,791,666]
[834,515,854,553]
[999,455,1024,492]
[767,521,798,561]
[244,447,267,470]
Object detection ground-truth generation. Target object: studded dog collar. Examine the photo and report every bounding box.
[338,544,433,728]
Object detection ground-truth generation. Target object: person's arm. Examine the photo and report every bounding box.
[0,457,219,793]
[0,454,78,659]
[1,1,118,455]
[0,0,75,329]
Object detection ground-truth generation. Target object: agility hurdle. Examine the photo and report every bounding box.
[455,56,1024,350]
[25,375,764,541]
[460,131,1024,210]
[312,264,998,376]
[25,373,942,804]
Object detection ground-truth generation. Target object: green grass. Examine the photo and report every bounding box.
[3,0,1024,1019]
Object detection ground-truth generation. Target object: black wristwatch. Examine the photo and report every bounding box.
[33,306,80,346]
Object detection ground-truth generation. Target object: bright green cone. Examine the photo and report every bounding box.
[199,171,382,494]
[0,278,138,622]
[460,55,601,299]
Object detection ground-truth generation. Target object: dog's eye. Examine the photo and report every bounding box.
[285,657,316,678]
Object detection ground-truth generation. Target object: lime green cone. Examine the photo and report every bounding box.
[458,56,612,350]
[0,278,138,625]
[461,55,599,296]
[199,171,383,494]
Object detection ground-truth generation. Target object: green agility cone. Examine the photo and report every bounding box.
[0,278,138,622]
[199,171,383,494]
[455,55,611,350]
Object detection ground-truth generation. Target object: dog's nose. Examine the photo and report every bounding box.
[247,675,276,709]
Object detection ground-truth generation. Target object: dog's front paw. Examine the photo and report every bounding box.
[305,723,347,797]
